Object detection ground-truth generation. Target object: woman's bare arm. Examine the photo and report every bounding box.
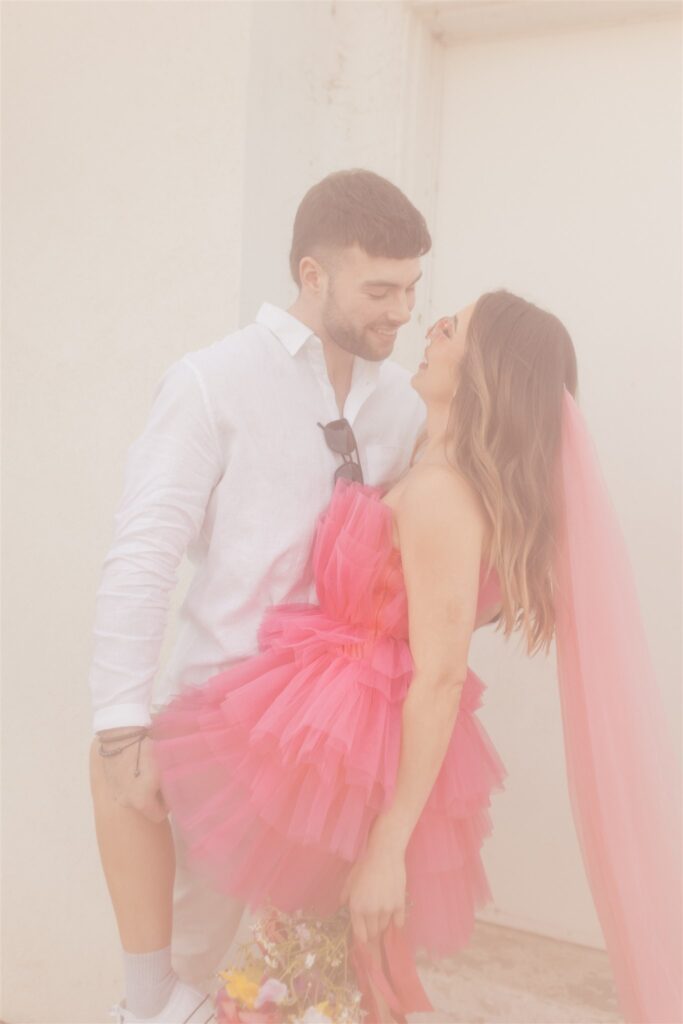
[369,463,486,853]
[341,463,487,942]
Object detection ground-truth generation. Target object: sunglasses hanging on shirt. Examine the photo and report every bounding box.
[317,418,364,484]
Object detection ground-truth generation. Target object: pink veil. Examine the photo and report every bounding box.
[554,390,682,1023]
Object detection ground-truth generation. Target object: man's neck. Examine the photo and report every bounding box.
[287,298,354,416]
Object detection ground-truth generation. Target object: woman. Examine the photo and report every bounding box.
[105,291,681,1024]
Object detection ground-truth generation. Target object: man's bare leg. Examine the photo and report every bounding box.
[91,733,397,1017]
[89,737,174,952]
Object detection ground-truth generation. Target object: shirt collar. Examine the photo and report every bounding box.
[255,301,384,395]
[255,302,316,356]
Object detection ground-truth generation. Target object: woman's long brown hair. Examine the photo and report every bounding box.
[445,290,578,654]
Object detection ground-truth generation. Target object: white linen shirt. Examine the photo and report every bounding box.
[88,302,426,732]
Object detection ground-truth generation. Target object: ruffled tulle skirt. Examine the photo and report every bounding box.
[151,605,507,958]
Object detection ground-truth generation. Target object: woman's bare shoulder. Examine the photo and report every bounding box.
[384,459,482,522]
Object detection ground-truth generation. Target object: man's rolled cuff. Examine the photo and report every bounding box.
[92,702,152,734]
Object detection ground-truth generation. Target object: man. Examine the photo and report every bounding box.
[89,168,430,1022]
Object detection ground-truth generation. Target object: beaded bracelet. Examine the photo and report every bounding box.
[98,727,148,746]
[97,728,149,777]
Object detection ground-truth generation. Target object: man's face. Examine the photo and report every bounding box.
[319,245,422,361]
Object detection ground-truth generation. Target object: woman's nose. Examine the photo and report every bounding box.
[427,316,452,340]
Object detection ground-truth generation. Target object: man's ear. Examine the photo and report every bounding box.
[298,255,327,296]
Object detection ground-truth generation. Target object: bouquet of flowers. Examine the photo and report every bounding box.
[214,904,366,1024]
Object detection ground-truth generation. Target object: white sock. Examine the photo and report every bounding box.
[123,945,176,1018]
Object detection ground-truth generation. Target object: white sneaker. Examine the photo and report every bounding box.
[109,978,215,1023]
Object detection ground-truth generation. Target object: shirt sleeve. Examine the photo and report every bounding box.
[88,357,223,733]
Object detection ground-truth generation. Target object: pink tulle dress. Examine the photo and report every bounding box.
[151,478,507,958]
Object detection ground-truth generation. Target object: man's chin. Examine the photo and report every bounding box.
[363,348,393,362]
[362,329,398,360]
[353,341,394,362]
[371,327,398,346]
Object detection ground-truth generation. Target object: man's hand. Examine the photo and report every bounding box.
[92,730,168,823]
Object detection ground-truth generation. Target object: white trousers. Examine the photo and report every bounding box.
[169,814,253,993]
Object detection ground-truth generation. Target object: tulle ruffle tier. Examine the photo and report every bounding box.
[151,633,506,958]
[152,478,507,958]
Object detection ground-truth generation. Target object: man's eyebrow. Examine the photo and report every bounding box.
[363,272,423,288]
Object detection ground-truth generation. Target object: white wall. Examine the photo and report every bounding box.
[2,4,251,1021]
[429,13,681,946]
[235,1,441,338]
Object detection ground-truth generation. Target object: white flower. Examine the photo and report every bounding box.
[254,977,289,1008]
[304,952,316,968]
[299,1008,332,1024]
[296,923,312,943]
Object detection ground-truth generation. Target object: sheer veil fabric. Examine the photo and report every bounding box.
[554,391,682,1023]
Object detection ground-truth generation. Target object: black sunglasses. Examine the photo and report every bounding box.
[317,418,364,484]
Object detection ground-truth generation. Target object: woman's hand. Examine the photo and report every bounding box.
[340,826,407,944]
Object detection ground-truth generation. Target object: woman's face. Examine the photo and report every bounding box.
[411,302,475,402]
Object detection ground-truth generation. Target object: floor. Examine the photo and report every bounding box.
[410,919,622,1024]
[0,920,622,1024]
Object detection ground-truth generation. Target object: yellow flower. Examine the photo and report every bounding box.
[220,969,260,1009]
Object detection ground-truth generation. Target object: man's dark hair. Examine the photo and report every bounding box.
[289,169,432,285]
